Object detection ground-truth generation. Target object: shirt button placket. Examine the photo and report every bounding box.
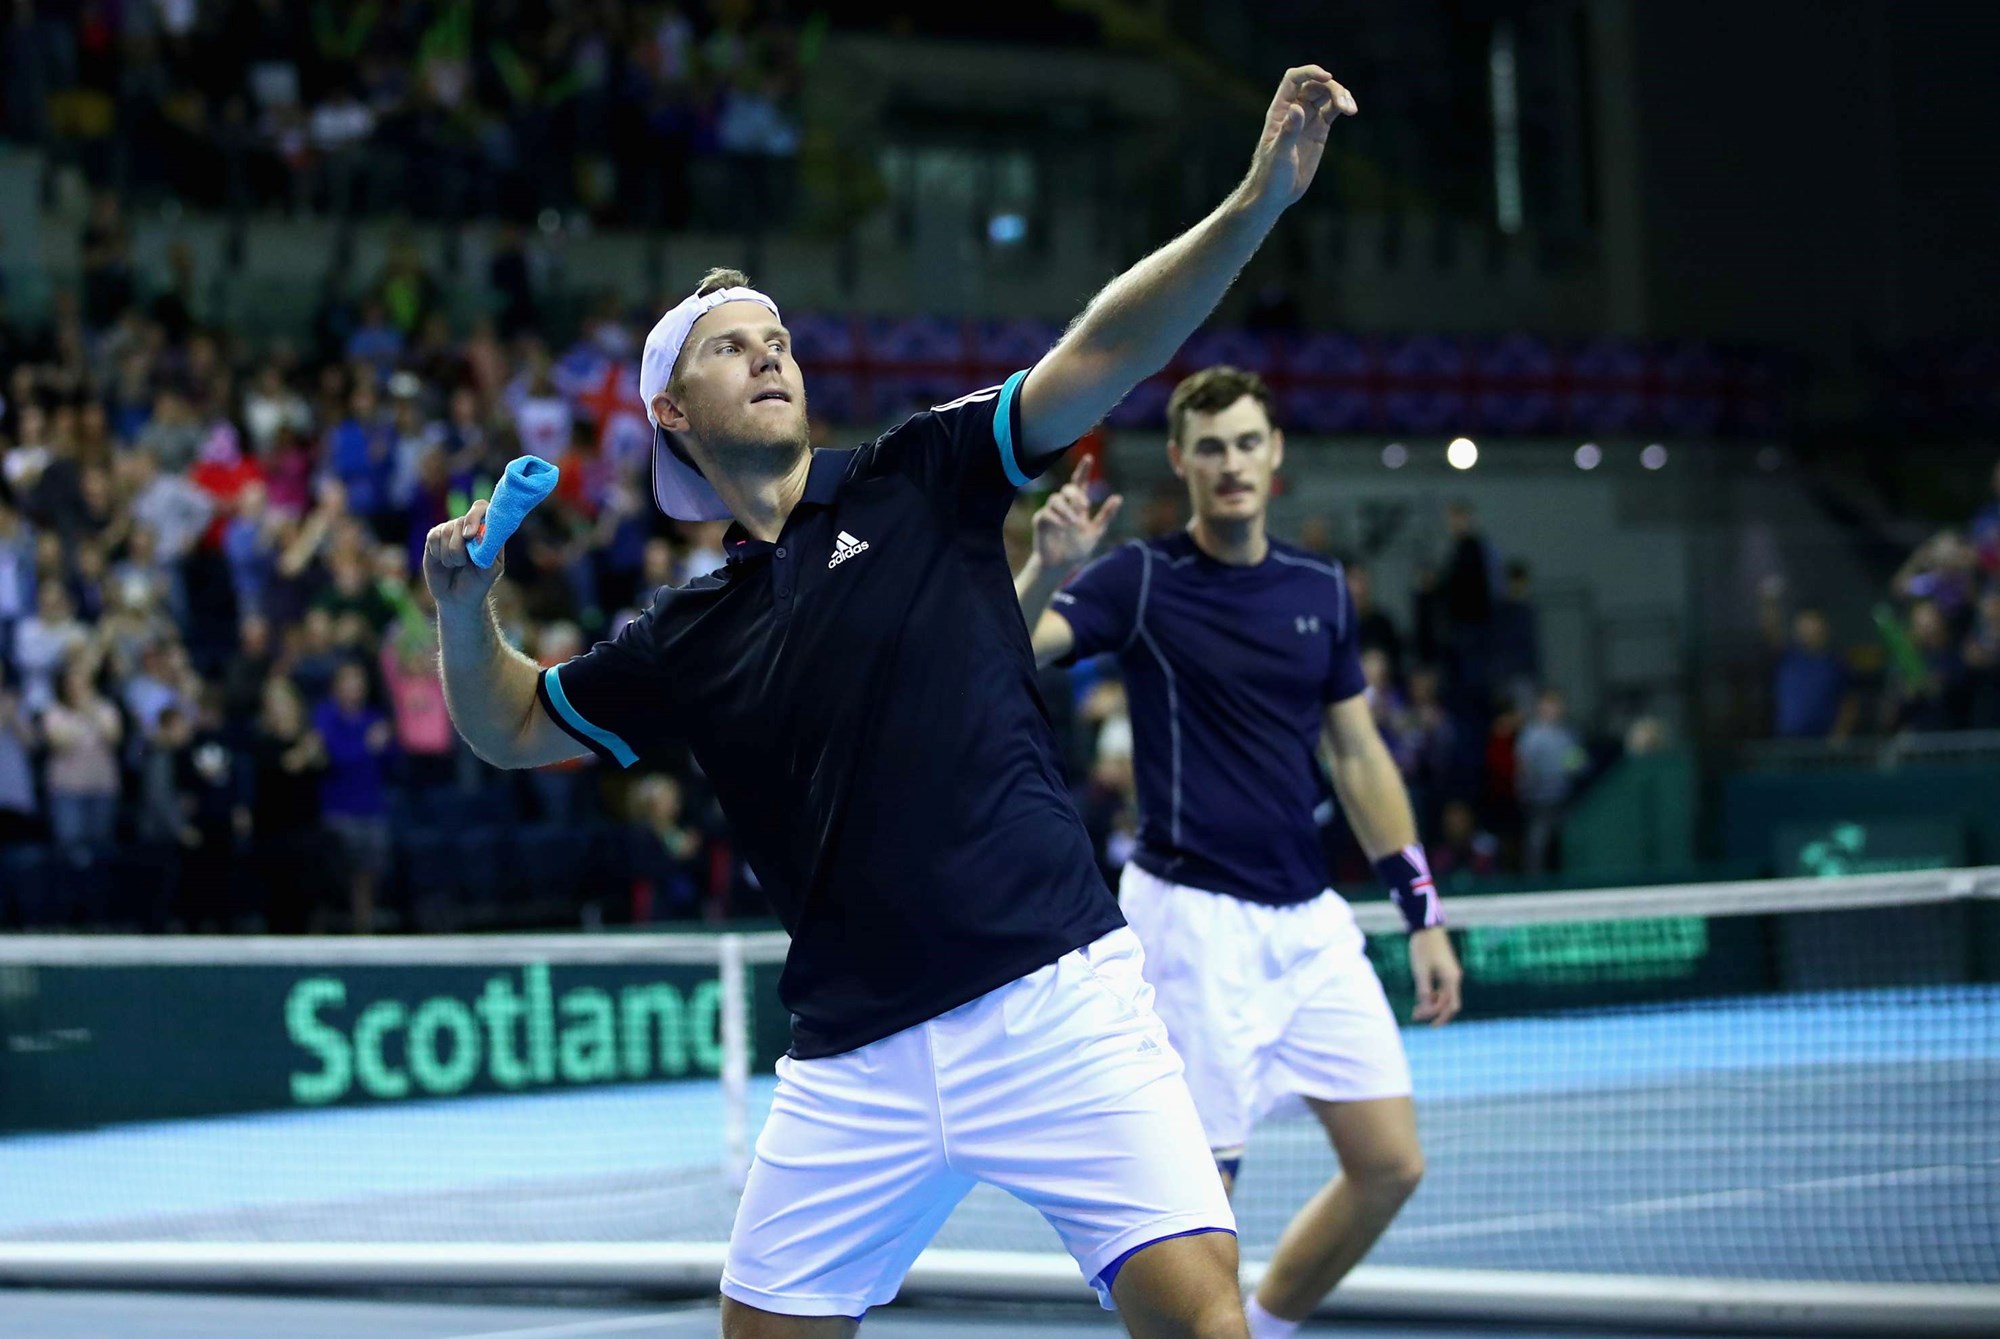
[774,545,792,601]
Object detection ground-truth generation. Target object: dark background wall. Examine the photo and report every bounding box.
[1630,1,2000,357]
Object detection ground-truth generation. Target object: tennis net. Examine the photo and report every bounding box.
[2,868,1996,1329]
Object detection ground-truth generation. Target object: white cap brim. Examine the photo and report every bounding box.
[651,423,732,521]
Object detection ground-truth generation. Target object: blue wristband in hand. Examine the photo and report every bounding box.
[468,456,561,569]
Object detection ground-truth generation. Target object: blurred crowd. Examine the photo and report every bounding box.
[0,8,1984,945]
[0,163,1624,933]
[0,187,804,933]
[4,0,809,226]
[0,132,1704,934]
[1340,504,1597,882]
[8,178,1985,934]
[1762,456,2000,743]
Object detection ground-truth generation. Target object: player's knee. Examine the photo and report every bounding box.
[1349,1144,1425,1202]
[1188,1296,1252,1339]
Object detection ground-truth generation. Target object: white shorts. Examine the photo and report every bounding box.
[720,927,1234,1318]
[1119,863,1413,1158]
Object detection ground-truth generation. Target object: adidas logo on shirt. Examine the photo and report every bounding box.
[828,530,871,568]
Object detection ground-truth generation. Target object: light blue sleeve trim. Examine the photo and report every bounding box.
[994,369,1031,488]
[542,665,638,768]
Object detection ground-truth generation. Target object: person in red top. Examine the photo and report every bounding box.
[189,423,266,551]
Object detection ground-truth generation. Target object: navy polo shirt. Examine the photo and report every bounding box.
[538,374,1122,1058]
[1054,533,1366,906]
[1773,648,1847,738]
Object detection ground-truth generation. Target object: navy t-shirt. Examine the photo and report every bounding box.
[313,701,388,818]
[1773,649,1847,738]
[1054,533,1366,906]
[538,374,1122,1058]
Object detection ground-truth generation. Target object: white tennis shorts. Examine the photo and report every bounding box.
[1118,863,1413,1158]
[720,927,1234,1318]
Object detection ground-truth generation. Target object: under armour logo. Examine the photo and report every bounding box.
[829,530,871,568]
[1295,615,1322,635]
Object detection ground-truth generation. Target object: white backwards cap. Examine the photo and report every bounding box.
[639,284,783,521]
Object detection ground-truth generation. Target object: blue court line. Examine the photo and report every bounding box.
[0,1082,778,1233]
[1,988,1992,1237]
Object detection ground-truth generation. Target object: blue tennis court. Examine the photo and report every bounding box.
[0,1288,1799,1339]
[4,986,1995,1335]
[5,988,1996,1279]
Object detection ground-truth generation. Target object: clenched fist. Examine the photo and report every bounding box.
[423,498,504,611]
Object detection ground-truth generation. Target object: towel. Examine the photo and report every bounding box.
[468,456,561,569]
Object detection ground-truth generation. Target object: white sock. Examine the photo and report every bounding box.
[1246,1296,1302,1339]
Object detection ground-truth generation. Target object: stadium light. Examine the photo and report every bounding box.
[987,213,1027,246]
[1381,443,1409,469]
[1641,443,1668,470]
[1574,443,1602,470]
[1447,437,1479,470]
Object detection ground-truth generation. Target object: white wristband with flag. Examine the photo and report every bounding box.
[1373,844,1445,932]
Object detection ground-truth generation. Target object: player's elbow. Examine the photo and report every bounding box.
[1031,613,1076,672]
[452,701,556,771]
[454,722,528,770]
[463,734,530,771]
[1329,722,1395,774]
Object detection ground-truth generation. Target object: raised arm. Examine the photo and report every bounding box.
[1015,458,1122,668]
[424,498,586,769]
[1017,66,1355,456]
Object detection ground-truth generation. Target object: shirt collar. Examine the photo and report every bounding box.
[802,447,849,504]
[724,449,850,565]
